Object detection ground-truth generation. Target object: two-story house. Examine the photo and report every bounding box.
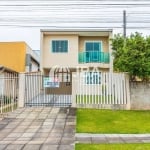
[40,29,113,96]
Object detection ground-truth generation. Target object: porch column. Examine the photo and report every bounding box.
[18,73,25,108]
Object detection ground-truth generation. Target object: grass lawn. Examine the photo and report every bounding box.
[0,103,18,114]
[77,109,150,133]
[76,95,112,104]
[76,143,150,150]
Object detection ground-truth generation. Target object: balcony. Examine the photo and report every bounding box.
[79,51,110,64]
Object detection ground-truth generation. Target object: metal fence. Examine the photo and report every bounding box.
[24,72,72,107]
[75,72,130,109]
[0,73,18,117]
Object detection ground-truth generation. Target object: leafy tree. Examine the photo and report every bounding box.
[112,32,150,81]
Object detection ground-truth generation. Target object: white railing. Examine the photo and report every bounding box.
[75,72,130,109]
[0,74,18,117]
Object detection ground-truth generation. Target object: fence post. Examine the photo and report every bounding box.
[18,73,25,108]
[125,73,131,110]
[72,72,77,107]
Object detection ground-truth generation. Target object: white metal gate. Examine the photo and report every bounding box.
[24,72,72,107]
[0,75,18,115]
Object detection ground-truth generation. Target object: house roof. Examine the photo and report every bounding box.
[41,29,113,32]
[0,65,18,74]
[41,29,113,36]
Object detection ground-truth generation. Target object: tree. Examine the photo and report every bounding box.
[112,32,150,81]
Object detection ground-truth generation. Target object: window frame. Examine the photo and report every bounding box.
[51,40,69,53]
[84,41,103,52]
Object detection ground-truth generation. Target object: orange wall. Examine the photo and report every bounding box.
[0,42,26,72]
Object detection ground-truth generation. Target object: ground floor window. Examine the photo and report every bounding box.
[85,72,101,84]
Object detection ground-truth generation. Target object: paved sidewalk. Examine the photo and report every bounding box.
[0,107,76,150]
[76,133,150,144]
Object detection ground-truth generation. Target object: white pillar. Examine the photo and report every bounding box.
[125,73,131,110]
[72,72,77,107]
[109,31,113,72]
[18,73,25,108]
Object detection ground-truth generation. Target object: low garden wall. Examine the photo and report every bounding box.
[130,82,150,110]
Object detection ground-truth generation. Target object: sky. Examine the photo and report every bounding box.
[0,0,150,50]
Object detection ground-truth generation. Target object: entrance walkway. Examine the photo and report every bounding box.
[0,107,76,150]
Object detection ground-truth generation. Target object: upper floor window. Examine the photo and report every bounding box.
[52,40,68,53]
[85,41,102,52]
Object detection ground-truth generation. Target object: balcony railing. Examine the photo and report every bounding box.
[79,51,110,63]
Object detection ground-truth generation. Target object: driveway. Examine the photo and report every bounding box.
[0,107,76,150]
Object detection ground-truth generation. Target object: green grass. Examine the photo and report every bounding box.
[76,95,113,104]
[77,109,150,133]
[76,143,150,150]
[0,103,18,114]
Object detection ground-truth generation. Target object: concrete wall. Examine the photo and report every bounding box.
[42,34,79,68]
[0,42,26,72]
[130,82,150,110]
[26,44,40,72]
[0,42,39,73]
[31,60,39,72]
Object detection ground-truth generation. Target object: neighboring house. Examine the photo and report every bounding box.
[0,42,40,72]
[40,29,113,95]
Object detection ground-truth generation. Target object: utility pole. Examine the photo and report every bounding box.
[123,10,126,38]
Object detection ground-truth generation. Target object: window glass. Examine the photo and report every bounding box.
[85,72,101,84]
[52,40,68,53]
[85,41,102,52]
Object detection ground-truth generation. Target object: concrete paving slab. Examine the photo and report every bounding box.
[13,128,26,133]
[22,144,41,150]
[0,124,7,130]
[41,145,58,150]
[4,144,24,150]
[21,133,35,138]
[3,137,18,141]
[7,133,23,138]
[34,132,49,138]
[0,141,12,144]
[48,132,63,138]
[12,141,29,144]
[0,144,7,150]
[44,137,61,144]
[17,137,31,141]
[61,137,75,145]
[63,133,74,138]
[58,145,74,150]
[0,107,76,150]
